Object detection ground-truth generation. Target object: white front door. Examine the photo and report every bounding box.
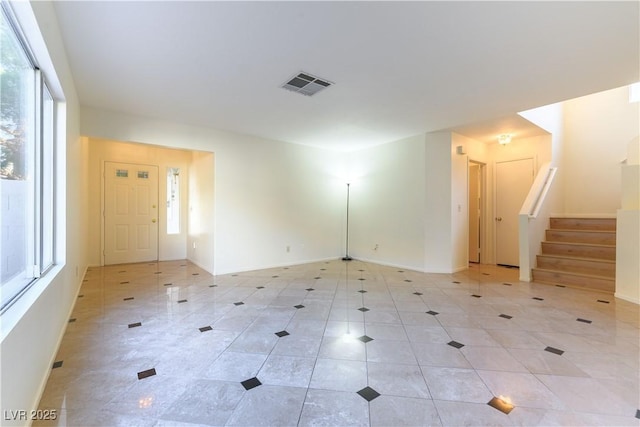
[468,163,481,263]
[104,162,159,265]
[495,158,533,267]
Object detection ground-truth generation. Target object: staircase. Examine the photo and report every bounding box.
[532,217,616,293]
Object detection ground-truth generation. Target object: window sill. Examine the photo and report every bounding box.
[0,264,65,342]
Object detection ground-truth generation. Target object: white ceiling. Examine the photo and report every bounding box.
[52,1,638,151]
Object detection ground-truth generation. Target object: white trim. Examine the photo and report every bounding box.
[548,213,617,219]
[27,264,86,427]
[614,292,640,305]
[0,265,63,342]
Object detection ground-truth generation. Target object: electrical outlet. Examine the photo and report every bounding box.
[286,245,290,253]
[374,244,379,251]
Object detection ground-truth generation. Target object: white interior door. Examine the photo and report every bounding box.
[104,162,159,265]
[495,158,534,267]
[468,163,481,263]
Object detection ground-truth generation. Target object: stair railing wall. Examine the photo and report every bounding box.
[518,162,559,281]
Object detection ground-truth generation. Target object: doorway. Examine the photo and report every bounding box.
[468,161,483,263]
[495,158,534,267]
[104,161,159,265]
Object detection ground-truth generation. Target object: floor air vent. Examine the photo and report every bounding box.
[281,72,333,96]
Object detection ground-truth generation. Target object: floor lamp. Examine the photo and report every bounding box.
[342,183,352,261]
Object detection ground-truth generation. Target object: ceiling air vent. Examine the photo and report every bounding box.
[281,72,333,96]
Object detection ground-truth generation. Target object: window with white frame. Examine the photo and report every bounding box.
[1,2,56,312]
[166,167,180,235]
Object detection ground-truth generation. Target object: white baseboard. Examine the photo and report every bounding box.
[614,292,640,305]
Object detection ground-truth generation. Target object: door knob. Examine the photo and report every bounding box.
[496,217,502,221]
[152,219,157,223]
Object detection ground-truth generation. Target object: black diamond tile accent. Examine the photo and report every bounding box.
[128,322,142,328]
[320,268,326,271]
[306,288,315,291]
[556,284,566,288]
[209,284,218,288]
[78,295,84,298]
[532,297,544,301]
[544,346,564,356]
[192,273,199,276]
[426,310,439,316]
[404,279,412,283]
[448,340,465,349]
[471,294,482,298]
[357,386,380,402]
[284,267,289,270]
[452,281,461,284]
[499,314,513,320]
[488,396,514,414]
[294,304,305,309]
[256,286,265,289]
[154,271,162,274]
[164,283,173,287]
[358,278,366,281]
[234,302,245,306]
[398,270,405,273]
[241,377,262,390]
[314,276,321,279]
[232,274,238,277]
[597,299,610,304]
[358,290,367,293]
[358,335,373,343]
[358,269,365,272]
[52,361,63,369]
[577,318,592,324]
[413,292,423,296]
[123,297,134,301]
[272,275,279,278]
[482,273,490,276]
[83,279,88,282]
[275,330,290,337]
[137,368,156,380]
[178,299,187,303]
[118,270,126,273]
[120,281,129,284]
[503,282,513,286]
[199,326,213,332]
[358,307,370,312]
[68,318,77,323]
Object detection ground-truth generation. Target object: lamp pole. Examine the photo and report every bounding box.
[342,183,352,261]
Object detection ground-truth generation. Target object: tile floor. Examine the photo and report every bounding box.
[35,260,640,426]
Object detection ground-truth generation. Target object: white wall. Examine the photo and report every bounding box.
[188,151,215,272]
[1,1,88,425]
[86,138,192,265]
[81,107,344,275]
[347,135,427,270]
[518,103,565,281]
[424,132,454,272]
[616,137,640,303]
[562,85,639,215]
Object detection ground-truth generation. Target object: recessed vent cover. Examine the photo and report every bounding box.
[281,71,333,96]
